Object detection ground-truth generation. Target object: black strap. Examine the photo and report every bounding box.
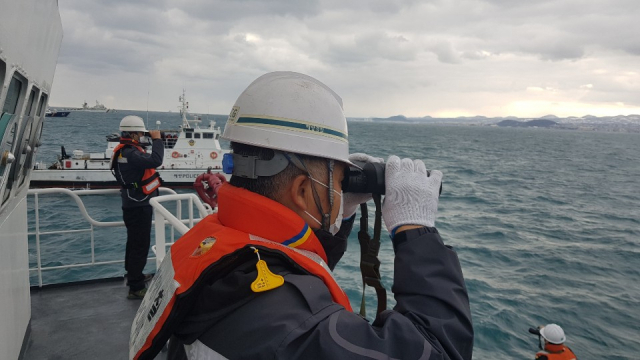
[358,194,386,318]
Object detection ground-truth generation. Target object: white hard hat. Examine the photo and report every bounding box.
[222,71,352,165]
[119,115,147,132]
[540,324,566,344]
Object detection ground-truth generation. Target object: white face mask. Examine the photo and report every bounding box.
[304,177,343,235]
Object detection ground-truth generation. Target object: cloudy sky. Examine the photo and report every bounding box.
[50,0,640,118]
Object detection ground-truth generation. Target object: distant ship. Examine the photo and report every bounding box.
[79,100,109,112]
[59,100,113,113]
[44,109,70,117]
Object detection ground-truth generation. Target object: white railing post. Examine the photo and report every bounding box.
[188,196,194,228]
[90,224,95,264]
[34,192,43,287]
[154,206,166,270]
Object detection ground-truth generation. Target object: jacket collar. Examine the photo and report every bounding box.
[119,137,140,145]
[217,184,328,263]
[545,343,565,353]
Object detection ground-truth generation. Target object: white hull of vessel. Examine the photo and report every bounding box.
[30,168,224,188]
[0,0,63,358]
[31,91,230,189]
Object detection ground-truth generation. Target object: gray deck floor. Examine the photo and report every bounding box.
[24,278,167,360]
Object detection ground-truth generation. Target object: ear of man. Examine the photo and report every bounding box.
[284,173,312,213]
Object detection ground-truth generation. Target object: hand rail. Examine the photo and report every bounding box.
[149,193,212,268]
[27,187,180,287]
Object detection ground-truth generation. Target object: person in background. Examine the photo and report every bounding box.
[132,72,473,360]
[111,115,163,299]
[535,324,577,360]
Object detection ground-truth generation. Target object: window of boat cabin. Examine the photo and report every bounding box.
[37,93,48,117]
[0,59,5,96]
[1,75,25,205]
[194,133,201,139]
[0,59,7,137]
[3,76,23,114]
[186,132,192,138]
[203,133,213,139]
[17,86,41,188]
[26,88,38,116]
[16,115,33,188]
[32,94,48,150]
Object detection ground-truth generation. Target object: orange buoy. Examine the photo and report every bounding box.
[210,151,218,159]
[172,151,180,158]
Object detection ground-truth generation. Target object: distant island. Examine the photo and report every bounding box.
[350,114,640,133]
[496,119,557,128]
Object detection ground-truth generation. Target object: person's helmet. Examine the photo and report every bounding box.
[540,324,566,344]
[222,71,352,165]
[119,115,147,132]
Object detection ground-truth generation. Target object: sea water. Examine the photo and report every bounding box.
[29,111,640,359]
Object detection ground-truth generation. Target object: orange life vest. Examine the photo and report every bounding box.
[536,344,577,360]
[129,184,352,360]
[111,142,161,195]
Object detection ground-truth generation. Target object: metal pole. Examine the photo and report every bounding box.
[90,223,95,264]
[188,197,194,228]
[154,207,166,269]
[34,193,43,287]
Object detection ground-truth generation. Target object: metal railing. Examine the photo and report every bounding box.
[27,187,205,287]
[149,194,212,268]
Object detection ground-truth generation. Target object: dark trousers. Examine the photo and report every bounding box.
[123,206,153,291]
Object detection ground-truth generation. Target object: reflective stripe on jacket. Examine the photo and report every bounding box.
[130,184,351,360]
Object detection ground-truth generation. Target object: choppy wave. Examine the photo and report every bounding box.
[29,115,640,359]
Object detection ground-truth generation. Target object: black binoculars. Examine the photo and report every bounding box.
[341,159,443,196]
[342,160,386,195]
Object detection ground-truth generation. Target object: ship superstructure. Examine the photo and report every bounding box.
[0,0,63,358]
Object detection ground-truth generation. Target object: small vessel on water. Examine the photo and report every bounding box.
[31,92,229,189]
[44,108,71,117]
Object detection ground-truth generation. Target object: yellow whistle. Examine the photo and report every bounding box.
[250,249,284,293]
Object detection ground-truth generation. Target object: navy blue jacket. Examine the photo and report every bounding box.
[169,226,473,360]
[112,139,163,208]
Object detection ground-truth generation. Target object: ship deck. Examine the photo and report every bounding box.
[24,278,167,360]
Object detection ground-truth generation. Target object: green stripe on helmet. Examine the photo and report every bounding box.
[235,116,347,141]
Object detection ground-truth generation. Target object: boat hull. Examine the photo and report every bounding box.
[45,111,70,117]
[29,168,225,189]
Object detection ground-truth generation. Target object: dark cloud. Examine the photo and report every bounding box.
[51,0,640,117]
[167,0,322,21]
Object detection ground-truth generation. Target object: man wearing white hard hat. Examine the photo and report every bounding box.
[535,324,577,360]
[111,115,163,300]
[131,72,473,360]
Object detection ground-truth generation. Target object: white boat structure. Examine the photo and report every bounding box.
[1,0,63,358]
[31,92,229,189]
[1,3,216,358]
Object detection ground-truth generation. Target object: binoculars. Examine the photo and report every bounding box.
[341,160,443,196]
[342,160,386,195]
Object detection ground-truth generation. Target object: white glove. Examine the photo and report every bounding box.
[342,153,384,218]
[382,155,442,234]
